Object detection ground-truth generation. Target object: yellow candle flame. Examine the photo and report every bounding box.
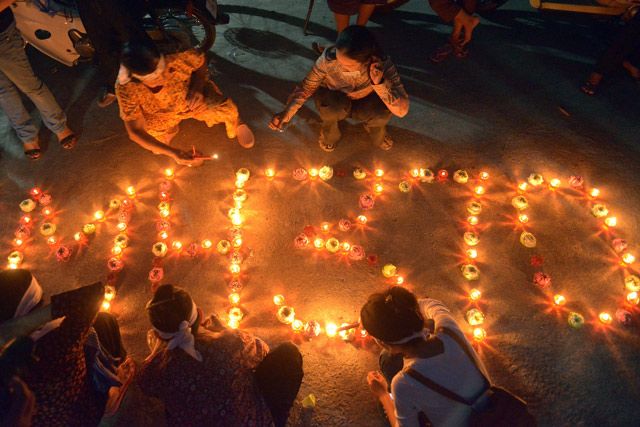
[126,186,136,198]
[553,294,566,306]
[590,188,600,198]
[622,253,636,265]
[164,168,175,179]
[467,216,479,226]
[466,248,478,259]
[229,293,240,305]
[474,186,485,196]
[265,168,276,178]
[325,323,338,337]
[357,215,368,225]
[518,214,529,224]
[604,217,617,227]
[94,210,105,221]
[518,182,528,192]
[549,178,561,189]
[598,312,612,324]
[469,288,481,301]
[273,295,285,306]
[472,327,486,342]
[374,169,384,177]
[479,171,490,180]
[627,291,639,305]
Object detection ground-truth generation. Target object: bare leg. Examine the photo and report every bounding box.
[334,13,351,33]
[356,4,376,26]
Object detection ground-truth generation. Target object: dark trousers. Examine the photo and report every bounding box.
[314,87,392,147]
[254,342,304,427]
[93,312,127,361]
[595,14,640,76]
[77,0,150,92]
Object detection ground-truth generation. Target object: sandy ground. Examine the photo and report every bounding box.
[1,0,640,425]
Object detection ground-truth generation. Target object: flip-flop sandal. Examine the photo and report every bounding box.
[429,43,453,64]
[580,81,598,96]
[59,133,77,150]
[318,133,336,152]
[378,135,394,151]
[236,123,255,148]
[24,148,42,160]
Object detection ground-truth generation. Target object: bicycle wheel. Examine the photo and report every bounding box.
[147,5,216,53]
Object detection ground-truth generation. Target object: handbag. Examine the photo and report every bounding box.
[406,327,536,427]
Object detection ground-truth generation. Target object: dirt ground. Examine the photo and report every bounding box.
[1,0,639,426]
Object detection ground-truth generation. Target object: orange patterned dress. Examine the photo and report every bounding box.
[115,49,239,140]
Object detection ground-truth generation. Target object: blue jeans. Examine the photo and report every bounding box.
[0,22,67,143]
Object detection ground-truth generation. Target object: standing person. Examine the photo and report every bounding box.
[139,284,304,427]
[270,25,409,152]
[428,0,480,63]
[581,13,640,95]
[0,2,77,160]
[0,270,134,427]
[76,0,151,107]
[116,40,255,166]
[360,287,489,427]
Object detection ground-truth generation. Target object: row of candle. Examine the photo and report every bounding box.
[513,174,638,328]
[227,168,251,329]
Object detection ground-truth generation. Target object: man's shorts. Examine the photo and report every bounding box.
[327,0,387,15]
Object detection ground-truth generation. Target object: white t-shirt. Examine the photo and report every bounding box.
[391,299,490,427]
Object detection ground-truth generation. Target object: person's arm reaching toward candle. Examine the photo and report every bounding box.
[123,118,196,165]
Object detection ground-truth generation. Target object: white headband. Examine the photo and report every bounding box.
[152,301,202,362]
[13,274,63,341]
[385,329,427,345]
[117,55,166,85]
[14,274,43,318]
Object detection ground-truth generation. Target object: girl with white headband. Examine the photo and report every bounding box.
[140,284,303,427]
[361,286,490,427]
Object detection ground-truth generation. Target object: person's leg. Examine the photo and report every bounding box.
[0,69,39,146]
[351,93,392,149]
[255,342,304,427]
[93,312,127,360]
[0,25,69,138]
[314,87,350,151]
[327,0,358,32]
[593,15,640,79]
[379,349,404,388]
[355,3,377,26]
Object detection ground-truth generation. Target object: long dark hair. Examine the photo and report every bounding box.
[335,25,385,63]
[147,284,200,336]
[360,286,424,343]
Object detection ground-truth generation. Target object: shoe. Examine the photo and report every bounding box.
[236,123,255,148]
[318,131,336,152]
[429,43,453,64]
[97,91,117,108]
[102,357,136,417]
[378,134,394,151]
[57,128,77,150]
[23,140,42,160]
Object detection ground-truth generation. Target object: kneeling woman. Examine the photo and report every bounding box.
[361,287,489,427]
[139,285,304,427]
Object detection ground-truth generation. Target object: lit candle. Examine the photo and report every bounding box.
[467,216,479,226]
[479,171,490,181]
[232,236,243,248]
[42,207,53,217]
[93,210,105,222]
[313,238,325,249]
[273,295,285,306]
[172,241,183,252]
[472,327,486,342]
[292,319,304,332]
[469,288,481,301]
[159,208,170,218]
[589,188,600,198]
[325,323,338,338]
[201,239,213,249]
[549,178,561,189]
[228,318,240,329]
[47,236,57,246]
[410,168,420,178]
[7,251,23,268]
[474,186,485,196]
[159,191,170,201]
[466,248,478,259]
[308,168,319,179]
[265,168,276,179]
[553,294,566,306]
[236,168,251,184]
[111,246,123,256]
[101,301,111,312]
[116,222,127,232]
[622,253,636,265]
[604,217,617,227]
[73,232,83,242]
[320,222,330,233]
[29,187,42,199]
[126,186,136,198]
[13,238,24,247]
[627,291,639,305]
[518,214,529,224]
[159,231,169,240]
[164,168,175,180]
[374,168,384,177]
[229,293,240,305]
[356,215,368,225]
[20,214,32,225]
[104,285,116,301]
[598,312,612,324]
[518,182,528,192]
[341,242,351,253]
[373,183,384,195]
[395,276,405,285]
[231,212,244,227]
[229,263,241,275]
[437,169,449,181]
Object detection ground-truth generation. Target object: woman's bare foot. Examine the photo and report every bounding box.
[23,139,42,160]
